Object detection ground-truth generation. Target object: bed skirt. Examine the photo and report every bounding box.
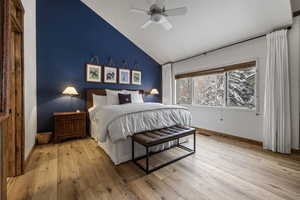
[95,136,187,165]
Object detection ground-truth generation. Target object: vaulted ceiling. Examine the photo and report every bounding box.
[81,0,293,64]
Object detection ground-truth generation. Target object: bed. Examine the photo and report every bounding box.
[86,88,192,165]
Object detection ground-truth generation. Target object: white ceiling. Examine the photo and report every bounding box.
[81,0,293,64]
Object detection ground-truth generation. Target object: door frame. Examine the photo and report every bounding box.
[7,0,25,176]
[0,0,10,198]
[0,0,25,198]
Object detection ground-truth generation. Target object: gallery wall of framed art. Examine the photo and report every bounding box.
[85,63,142,85]
[86,64,102,83]
[118,68,131,85]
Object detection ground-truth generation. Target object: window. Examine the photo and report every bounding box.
[176,78,193,104]
[193,73,225,106]
[227,67,256,108]
[175,61,256,109]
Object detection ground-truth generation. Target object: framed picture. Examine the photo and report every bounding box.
[132,70,142,85]
[86,64,101,83]
[118,68,130,84]
[104,66,117,83]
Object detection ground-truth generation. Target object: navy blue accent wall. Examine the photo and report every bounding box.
[37,0,162,132]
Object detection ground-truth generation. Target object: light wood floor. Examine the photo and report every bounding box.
[7,134,300,200]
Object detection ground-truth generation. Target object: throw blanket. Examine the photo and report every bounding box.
[89,103,191,142]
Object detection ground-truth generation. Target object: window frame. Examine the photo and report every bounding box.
[225,67,257,109]
[192,72,226,107]
[175,61,258,111]
[176,77,193,105]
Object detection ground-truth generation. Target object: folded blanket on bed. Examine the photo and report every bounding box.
[89,103,191,142]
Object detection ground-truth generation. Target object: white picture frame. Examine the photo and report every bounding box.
[132,70,142,85]
[86,64,101,83]
[104,66,117,84]
[119,68,130,84]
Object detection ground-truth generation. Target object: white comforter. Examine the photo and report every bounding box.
[89,103,191,143]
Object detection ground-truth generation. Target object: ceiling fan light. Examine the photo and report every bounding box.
[151,14,162,23]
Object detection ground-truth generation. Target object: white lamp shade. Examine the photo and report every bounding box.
[150,88,159,95]
[62,86,79,96]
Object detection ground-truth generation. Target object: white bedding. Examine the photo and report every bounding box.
[89,103,191,143]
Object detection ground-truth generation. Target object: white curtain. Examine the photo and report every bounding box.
[162,63,173,104]
[263,30,291,154]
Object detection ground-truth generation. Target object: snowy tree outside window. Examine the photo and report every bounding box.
[176,78,193,104]
[193,73,225,106]
[176,66,256,109]
[227,67,256,108]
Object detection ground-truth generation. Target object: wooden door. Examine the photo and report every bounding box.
[5,0,24,177]
[0,123,7,200]
[0,0,10,198]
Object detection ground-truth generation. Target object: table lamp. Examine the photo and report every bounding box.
[62,86,79,112]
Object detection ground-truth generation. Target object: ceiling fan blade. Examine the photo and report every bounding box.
[131,8,148,15]
[141,20,152,29]
[164,7,187,16]
[160,17,172,30]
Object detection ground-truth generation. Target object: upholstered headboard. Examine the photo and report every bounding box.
[85,88,144,110]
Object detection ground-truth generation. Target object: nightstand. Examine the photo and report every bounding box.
[53,112,86,143]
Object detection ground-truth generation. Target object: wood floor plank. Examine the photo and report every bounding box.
[7,135,300,200]
[7,144,58,200]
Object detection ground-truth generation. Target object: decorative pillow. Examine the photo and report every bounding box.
[131,94,144,104]
[118,94,132,104]
[93,94,107,107]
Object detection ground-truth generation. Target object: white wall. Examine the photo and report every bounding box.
[173,38,266,142]
[289,16,300,149]
[22,0,37,159]
[172,17,300,149]
[162,64,173,105]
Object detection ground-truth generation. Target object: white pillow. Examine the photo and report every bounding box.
[93,95,107,107]
[105,89,143,105]
[121,90,139,95]
[131,94,144,104]
[106,94,119,105]
[105,89,121,95]
[106,89,123,105]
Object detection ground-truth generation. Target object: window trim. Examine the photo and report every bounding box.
[175,61,256,79]
[175,60,257,110]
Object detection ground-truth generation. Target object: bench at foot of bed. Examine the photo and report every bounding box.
[131,125,196,174]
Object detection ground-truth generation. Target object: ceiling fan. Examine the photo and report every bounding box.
[130,0,188,30]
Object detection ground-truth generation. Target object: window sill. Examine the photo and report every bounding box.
[178,104,257,113]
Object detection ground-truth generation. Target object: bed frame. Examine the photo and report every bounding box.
[85,88,144,110]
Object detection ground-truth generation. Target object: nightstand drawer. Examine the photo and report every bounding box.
[53,112,86,143]
[55,118,84,136]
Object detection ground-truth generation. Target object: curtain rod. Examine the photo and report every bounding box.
[166,25,292,65]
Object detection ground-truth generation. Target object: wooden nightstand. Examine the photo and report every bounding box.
[53,112,87,143]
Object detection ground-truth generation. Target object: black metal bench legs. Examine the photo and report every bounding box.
[132,131,196,174]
